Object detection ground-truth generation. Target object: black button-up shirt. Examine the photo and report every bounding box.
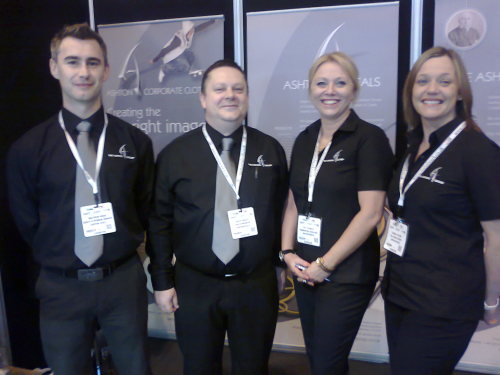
[384,117,500,320]
[7,107,155,269]
[290,111,394,284]
[147,124,289,291]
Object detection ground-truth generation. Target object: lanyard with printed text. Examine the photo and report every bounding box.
[398,121,466,209]
[306,129,332,214]
[58,111,108,205]
[202,124,247,208]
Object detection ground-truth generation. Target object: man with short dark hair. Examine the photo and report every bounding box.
[147,59,289,374]
[7,23,154,375]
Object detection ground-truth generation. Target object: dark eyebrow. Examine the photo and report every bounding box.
[87,57,103,64]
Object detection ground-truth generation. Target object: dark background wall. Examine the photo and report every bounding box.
[0,0,432,368]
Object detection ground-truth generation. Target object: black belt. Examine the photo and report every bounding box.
[44,253,136,281]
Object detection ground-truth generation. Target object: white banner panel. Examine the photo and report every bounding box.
[247,2,399,361]
[247,2,400,158]
[435,0,500,147]
[99,16,224,156]
[434,2,500,373]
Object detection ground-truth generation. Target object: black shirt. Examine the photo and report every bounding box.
[7,107,155,269]
[147,124,289,291]
[290,111,394,284]
[384,117,500,320]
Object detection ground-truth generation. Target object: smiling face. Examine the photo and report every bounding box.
[200,66,249,131]
[412,55,459,129]
[50,37,109,115]
[309,61,356,124]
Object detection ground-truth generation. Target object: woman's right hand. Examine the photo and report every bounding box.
[284,253,314,286]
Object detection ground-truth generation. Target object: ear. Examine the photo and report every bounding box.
[49,58,59,80]
[199,92,207,110]
[102,64,110,82]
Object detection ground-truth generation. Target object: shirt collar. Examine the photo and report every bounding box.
[408,117,464,147]
[205,122,244,150]
[312,110,359,134]
[338,110,359,132]
[62,107,105,135]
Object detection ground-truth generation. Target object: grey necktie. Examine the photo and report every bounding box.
[212,137,240,264]
[74,121,103,266]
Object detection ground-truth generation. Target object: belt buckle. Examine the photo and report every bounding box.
[77,268,104,281]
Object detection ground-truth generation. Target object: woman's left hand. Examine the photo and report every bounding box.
[303,260,331,283]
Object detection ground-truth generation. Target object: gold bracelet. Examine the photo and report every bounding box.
[316,257,334,273]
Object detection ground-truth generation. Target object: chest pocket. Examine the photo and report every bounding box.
[243,165,280,208]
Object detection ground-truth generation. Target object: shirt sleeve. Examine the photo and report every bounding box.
[272,140,289,268]
[134,135,155,230]
[6,140,39,247]
[463,134,500,221]
[146,146,176,291]
[357,126,394,192]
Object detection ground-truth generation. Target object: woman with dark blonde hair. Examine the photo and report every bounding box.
[382,46,500,374]
[281,52,393,374]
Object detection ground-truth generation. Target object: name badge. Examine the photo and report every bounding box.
[297,215,321,247]
[228,207,258,239]
[383,219,409,256]
[80,202,116,237]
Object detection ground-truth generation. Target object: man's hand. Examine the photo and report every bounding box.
[154,288,179,313]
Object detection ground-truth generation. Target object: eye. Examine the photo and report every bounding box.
[316,81,326,87]
[416,79,428,85]
[234,87,244,93]
[336,81,347,87]
[440,79,451,86]
[88,61,100,67]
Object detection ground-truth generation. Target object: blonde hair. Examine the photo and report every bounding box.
[308,52,359,98]
[403,46,479,131]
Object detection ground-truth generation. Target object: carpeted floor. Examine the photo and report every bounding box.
[148,337,483,375]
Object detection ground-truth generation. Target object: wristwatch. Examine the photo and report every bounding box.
[279,249,295,262]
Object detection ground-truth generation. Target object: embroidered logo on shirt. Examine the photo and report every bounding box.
[419,167,445,184]
[108,144,136,159]
[248,155,273,167]
[323,150,345,163]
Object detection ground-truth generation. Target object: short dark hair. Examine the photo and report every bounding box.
[51,23,108,66]
[201,60,247,95]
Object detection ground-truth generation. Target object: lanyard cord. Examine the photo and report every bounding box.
[202,124,247,206]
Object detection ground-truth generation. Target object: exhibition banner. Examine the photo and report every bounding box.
[434,2,500,372]
[247,2,399,361]
[98,16,224,156]
[435,0,500,147]
[247,2,399,158]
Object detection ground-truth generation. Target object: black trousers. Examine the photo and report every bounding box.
[37,256,150,375]
[385,299,479,375]
[294,279,376,375]
[174,262,279,375]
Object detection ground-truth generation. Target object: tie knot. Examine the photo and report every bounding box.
[77,121,92,133]
[222,138,234,152]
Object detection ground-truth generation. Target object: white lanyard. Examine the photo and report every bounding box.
[58,111,108,201]
[307,129,332,204]
[398,121,466,208]
[202,124,247,205]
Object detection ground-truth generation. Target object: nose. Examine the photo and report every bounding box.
[325,82,336,95]
[79,63,90,77]
[225,88,235,99]
[427,79,438,94]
